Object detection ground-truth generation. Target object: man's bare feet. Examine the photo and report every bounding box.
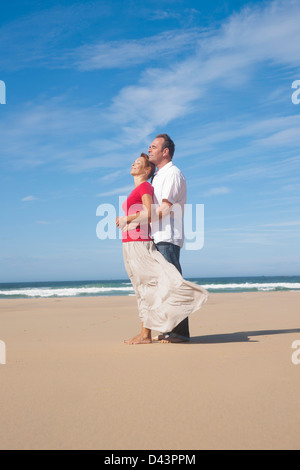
[153,334,166,341]
[153,333,190,343]
[158,337,189,343]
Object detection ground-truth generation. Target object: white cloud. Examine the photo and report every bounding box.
[107,0,300,141]
[0,3,112,70]
[21,195,39,202]
[204,187,231,197]
[0,5,203,72]
[150,10,182,21]
[96,185,134,197]
[2,0,300,174]
[0,99,121,171]
[261,220,300,227]
[213,0,300,66]
[73,29,201,71]
[255,126,300,147]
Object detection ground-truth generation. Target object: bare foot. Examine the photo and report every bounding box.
[153,334,166,341]
[124,333,152,345]
[158,335,190,343]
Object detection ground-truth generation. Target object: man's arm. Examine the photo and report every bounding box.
[154,170,185,220]
[155,199,172,219]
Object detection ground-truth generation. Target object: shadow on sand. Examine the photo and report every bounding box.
[189,328,300,344]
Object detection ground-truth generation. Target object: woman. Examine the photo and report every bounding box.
[116,153,208,345]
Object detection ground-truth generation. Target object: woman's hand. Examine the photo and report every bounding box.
[116,216,128,231]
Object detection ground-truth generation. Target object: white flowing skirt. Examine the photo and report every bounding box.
[122,241,208,333]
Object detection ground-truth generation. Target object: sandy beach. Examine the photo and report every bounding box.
[0,291,300,450]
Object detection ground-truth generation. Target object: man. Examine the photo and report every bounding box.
[148,134,189,343]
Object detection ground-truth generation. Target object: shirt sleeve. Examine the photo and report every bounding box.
[138,182,154,198]
[161,171,186,204]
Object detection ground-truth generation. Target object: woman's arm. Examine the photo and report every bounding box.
[127,193,153,226]
[116,193,153,231]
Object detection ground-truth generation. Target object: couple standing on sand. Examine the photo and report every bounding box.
[116,134,208,344]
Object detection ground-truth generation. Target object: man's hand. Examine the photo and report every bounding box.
[155,199,173,219]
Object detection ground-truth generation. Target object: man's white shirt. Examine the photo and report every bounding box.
[151,161,187,248]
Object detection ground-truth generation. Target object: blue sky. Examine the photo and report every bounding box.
[0,0,300,282]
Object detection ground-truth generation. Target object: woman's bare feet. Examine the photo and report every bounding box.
[124,325,152,345]
[124,333,152,345]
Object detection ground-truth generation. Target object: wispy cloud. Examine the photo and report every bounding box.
[107,0,300,142]
[0,99,122,171]
[2,0,300,175]
[99,169,127,183]
[261,220,300,227]
[191,154,300,189]
[211,0,300,67]
[0,5,203,72]
[35,219,67,225]
[96,185,133,198]
[73,29,201,71]
[150,10,182,21]
[21,195,39,202]
[0,3,112,70]
[204,187,231,197]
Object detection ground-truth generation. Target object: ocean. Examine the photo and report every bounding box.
[0,276,299,299]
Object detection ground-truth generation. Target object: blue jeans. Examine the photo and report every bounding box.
[155,242,190,340]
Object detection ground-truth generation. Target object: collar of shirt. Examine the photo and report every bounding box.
[155,161,174,177]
